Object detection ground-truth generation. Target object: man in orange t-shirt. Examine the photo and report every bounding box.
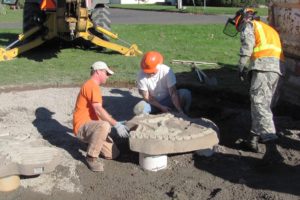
[73,61,129,172]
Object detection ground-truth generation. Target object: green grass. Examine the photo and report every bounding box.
[110,4,268,16]
[0,24,240,87]
[0,8,22,23]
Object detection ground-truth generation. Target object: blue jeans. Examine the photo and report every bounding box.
[133,89,192,115]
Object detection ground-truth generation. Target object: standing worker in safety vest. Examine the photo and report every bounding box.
[223,8,284,152]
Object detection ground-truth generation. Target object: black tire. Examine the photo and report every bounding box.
[23,2,45,32]
[90,5,111,41]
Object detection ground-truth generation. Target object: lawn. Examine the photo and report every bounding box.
[0,8,22,23]
[0,24,240,87]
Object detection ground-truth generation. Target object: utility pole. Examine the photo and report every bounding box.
[177,0,183,10]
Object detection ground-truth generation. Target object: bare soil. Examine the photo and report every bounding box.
[1,68,300,200]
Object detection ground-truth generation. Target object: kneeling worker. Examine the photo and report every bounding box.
[73,61,129,172]
[134,51,192,115]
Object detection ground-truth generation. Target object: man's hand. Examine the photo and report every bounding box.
[239,65,248,81]
[160,105,171,113]
[238,56,249,82]
[114,122,130,138]
[177,111,188,119]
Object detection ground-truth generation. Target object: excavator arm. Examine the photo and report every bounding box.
[0,13,57,61]
[0,9,142,62]
[79,20,142,56]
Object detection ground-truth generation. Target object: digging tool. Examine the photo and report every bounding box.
[171,59,218,86]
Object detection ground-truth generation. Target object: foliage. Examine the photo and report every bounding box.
[184,0,268,6]
[0,3,7,15]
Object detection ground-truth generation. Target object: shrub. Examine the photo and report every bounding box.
[183,0,268,6]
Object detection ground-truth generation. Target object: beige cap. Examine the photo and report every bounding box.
[91,61,114,75]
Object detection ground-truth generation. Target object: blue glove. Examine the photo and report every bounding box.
[114,122,130,138]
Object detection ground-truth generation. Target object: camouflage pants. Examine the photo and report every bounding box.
[250,71,280,137]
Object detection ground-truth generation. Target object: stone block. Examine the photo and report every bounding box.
[127,113,219,155]
[0,137,62,178]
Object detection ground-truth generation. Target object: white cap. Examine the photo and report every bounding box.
[91,61,114,75]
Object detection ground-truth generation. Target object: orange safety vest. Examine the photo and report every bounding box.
[251,20,284,61]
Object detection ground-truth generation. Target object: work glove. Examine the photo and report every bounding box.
[238,56,249,82]
[239,66,248,82]
[114,122,130,138]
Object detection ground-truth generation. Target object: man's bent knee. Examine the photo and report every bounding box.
[133,100,151,115]
[178,89,192,113]
[101,136,120,159]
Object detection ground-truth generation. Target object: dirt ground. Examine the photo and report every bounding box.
[1,68,300,200]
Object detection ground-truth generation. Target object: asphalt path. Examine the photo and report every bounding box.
[0,8,228,29]
[110,8,228,24]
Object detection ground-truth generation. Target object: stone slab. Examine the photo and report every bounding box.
[0,137,62,178]
[127,113,219,155]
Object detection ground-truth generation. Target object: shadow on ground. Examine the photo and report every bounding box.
[176,65,300,148]
[102,88,141,164]
[175,64,300,196]
[0,33,18,46]
[32,107,85,161]
[103,88,141,121]
[194,142,300,196]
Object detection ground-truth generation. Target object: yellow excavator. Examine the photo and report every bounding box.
[0,0,142,61]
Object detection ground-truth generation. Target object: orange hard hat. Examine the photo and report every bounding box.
[140,51,163,74]
[234,8,256,32]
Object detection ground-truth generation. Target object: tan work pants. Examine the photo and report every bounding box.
[77,120,120,159]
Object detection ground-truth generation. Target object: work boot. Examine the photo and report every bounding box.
[260,133,278,143]
[243,134,259,153]
[85,156,104,172]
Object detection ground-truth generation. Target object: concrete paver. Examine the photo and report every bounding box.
[128,113,219,155]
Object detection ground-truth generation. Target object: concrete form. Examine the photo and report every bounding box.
[127,113,219,155]
[0,137,62,178]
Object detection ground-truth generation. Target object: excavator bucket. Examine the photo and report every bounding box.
[0,48,18,61]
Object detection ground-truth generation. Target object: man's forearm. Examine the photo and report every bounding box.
[139,89,163,111]
[94,105,117,126]
[171,95,182,112]
[169,87,183,112]
[146,96,163,110]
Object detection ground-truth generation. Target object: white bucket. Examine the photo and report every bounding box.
[139,153,167,172]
